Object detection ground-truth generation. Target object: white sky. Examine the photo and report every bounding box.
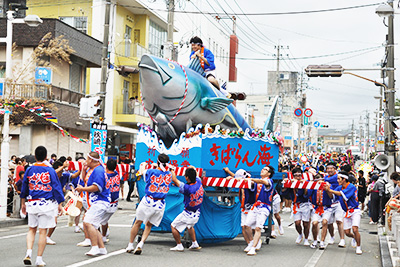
[145,0,400,131]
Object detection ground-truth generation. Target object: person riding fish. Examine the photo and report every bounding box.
[189,36,230,98]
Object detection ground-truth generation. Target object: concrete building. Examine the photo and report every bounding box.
[0,18,102,157]
[318,128,352,152]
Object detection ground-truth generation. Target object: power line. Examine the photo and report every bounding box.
[116,2,381,16]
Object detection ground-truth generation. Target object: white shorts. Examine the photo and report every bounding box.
[273,195,281,214]
[328,202,344,224]
[245,206,270,229]
[84,201,110,229]
[28,208,57,229]
[241,210,250,227]
[205,69,216,79]
[293,202,311,222]
[343,209,361,230]
[171,209,200,232]
[135,196,165,227]
[311,207,332,223]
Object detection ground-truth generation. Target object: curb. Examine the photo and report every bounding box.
[378,226,394,267]
[0,218,27,228]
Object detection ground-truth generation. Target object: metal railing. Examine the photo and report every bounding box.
[116,99,149,117]
[2,83,84,106]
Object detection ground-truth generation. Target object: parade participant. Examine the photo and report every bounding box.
[170,167,203,251]
[190,36,221,91]
[309,185,333,250]
[245,166,275,256]
[324,162,346,247]
[100,159,120,243]
[126,153,172,255]
[325,172,362,255]
[46,161,81,245]
[271,186,284,237]
[75,152,110,256]
[224,168,258,252]
[281,165,292,212]
[282,168,311,246]
[20,146,65,267]
[357,170,367,211]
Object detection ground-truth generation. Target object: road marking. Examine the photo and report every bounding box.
[0,225,68,240]
[304,249,324,267]
[108,224,132,228]
[65,249,126,267]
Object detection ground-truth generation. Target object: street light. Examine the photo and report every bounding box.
[0,10,42,219]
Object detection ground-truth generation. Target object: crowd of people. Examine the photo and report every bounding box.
[11,145,400,265]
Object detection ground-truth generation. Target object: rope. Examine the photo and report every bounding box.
[140,59,189,124]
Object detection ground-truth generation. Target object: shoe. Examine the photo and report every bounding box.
[126,199,132,202]
[189,244,202,250]
[356,247,363,255]
[102,237,109,244]
[23,255,32,265]
[351,238,357,248]
[369,221,377,225]
[46,237,56,245]
[317,236,321,243]
[244,241,253,252]
[170,244,184,252]
[74,227,81,233]
[271,230,277,238]
[310,241,318,249]
[296,234,304,244]
[328,237,334,245]
[247,247,256,256]
[98,248,107,255]
[304,239,310,246]
[133,246,142,255]
[278,225,284,235]
[255,240,262,251]
[77,239,91,247]
[126,244,134,253]
[319,241,326,250]
[35,260,46,267]
[85,247,100,256]
[338,239,346,248]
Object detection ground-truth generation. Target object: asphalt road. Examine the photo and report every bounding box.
[0,197,381,267]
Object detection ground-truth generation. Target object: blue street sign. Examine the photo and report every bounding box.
[284,136,292,140]
[35,67,52,85]
[314,121,320,128]
[304,116,309,125]
[0,82,3,96]
[294,108,302,117]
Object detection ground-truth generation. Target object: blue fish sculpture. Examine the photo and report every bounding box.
[139,54,252,146]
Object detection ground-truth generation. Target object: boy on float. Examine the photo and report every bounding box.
[170,167,204,251]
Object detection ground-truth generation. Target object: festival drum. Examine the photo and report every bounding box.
[64,191,83,217]
[388,198,400,211]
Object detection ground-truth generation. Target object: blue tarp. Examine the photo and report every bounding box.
[136,178,242,243]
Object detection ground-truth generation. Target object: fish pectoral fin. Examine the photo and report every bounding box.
[200,97,233,113]
[155,113,178,140]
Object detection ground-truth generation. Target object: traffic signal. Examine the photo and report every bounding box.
[230,92,246,100]
[79,96,102,118]
[305,65,343,77]
[320,125,329,128]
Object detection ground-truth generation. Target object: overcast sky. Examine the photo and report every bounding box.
[179,0,400,130]
[143,0,400,131]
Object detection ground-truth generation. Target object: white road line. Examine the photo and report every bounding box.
[304,249,324,267]
[65,249,126,267]
[0,225,68,240]
[108,224,132,228]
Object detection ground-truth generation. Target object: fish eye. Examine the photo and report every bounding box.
[168,63,175,69]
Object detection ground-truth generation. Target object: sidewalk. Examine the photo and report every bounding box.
[0,217,26,228]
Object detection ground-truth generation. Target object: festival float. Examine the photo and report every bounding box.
[134,54,282,244]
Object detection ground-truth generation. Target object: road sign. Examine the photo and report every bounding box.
[304,108,313,117]
[379,123,384,136]
[35,67,52,85]
[294,108,303,117]
[304,116,309,125]
[0,80,3,96]
[377,136,384,152]
[314,121,320,128]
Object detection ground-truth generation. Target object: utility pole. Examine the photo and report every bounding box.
[366,111,370,159]
[351,119,355,146]
[165,0,175,60]
[385,0,396,176]
[99,0,111,119]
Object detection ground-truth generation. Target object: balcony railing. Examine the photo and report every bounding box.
[116,99,149,117]
[3,83,84,106]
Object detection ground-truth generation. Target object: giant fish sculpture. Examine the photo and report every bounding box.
[139,54,252,146]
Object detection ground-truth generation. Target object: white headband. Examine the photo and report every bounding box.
[338,174,349,180]
[157,159,167,172]
[87,154,101,161]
